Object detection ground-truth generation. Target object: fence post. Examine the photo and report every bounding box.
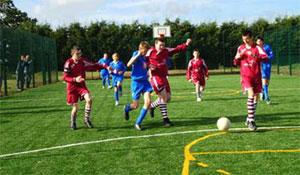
[288,28,292,76]
[276,28,280,75]
[2,39,8,96]
[222,31,226,73]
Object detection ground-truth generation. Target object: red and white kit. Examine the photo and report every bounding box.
[234,44,268,94]
[146,43,187,93]
[186,58,208,86]
[63,57,107,105]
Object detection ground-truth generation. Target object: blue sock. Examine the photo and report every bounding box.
[119,86,122,94]
[263,84,269,100]
[114,90,119,101]
[136,108,148,125]
[125,103,132,113]
[107,78,111,86]
[102,78,106,86]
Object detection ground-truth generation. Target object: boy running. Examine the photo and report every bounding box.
[256,36,274,104]
[147,37,192,127]
[109,53,126,106]
[124,41,152,130]
[98,53,112,89]
[186,49,209,102]
[233,30,268,131]
[63,46,109,130]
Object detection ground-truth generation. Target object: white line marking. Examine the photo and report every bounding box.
[0,126,299,158]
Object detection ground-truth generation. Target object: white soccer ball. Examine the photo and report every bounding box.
[217,117,231,131]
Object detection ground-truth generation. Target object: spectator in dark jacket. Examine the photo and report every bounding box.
[16,55,26,91]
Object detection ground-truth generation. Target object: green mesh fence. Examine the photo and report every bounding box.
[264,26,300,76]
[0,26,58,96]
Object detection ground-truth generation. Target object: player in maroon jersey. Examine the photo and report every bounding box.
[63,46,109,130]
[186,49,209,102]
[147,37,192,127]
[233,30,268,131]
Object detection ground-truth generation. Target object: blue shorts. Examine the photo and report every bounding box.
[261,64,271,79]
[131,79,153,100]
[112,76,124,87]
[100,70,109,79]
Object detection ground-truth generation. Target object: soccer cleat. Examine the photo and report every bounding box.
[108,85,112,89]
[149,107,155,118]
[115,101,119,106]
[197,97,202,102]
[134,124,142,131]
[123,104,130,121]
[102,86,105,89]
[246,120,257,131]
[84,120,94,128]
[265,98,271,105]
[70,122,77,130]
[163,118,173,127]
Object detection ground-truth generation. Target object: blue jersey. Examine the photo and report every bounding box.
[98,58,111,75]
[261,44,274,79]
[262,44,273,66]
[109,60,126,78]
[131,51,148,81]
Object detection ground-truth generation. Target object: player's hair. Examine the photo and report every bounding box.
[193,48,199,52]
[155,38,165,44]
[112,53,119,59]
[242,29,253,37]
[139,41,150,50]
[257,36,264,41]
[71,45,81,55]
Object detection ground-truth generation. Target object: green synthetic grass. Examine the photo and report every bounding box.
[0,74,299,175]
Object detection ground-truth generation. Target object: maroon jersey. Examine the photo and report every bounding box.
[186,58,208,81]
[234,44,268,79]
[146,43,187,77]
[63,57,106,91]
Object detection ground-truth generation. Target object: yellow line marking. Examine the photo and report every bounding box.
[193,149,300,155]
[182,132,226,175]
[197,162,209,168]
[217,169,231,175]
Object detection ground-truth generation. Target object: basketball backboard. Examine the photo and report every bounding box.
[153,26,171,38]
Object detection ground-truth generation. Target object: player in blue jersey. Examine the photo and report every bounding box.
[98,53,112,89]
[256,36,274,104]
[109,53,126,106]
[123,41,152,130]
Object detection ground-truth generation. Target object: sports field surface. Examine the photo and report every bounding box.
[0,74,299,175]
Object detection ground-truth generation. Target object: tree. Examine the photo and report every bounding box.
[0,0,37,28]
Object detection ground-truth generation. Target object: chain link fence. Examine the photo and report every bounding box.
[264,26,300,76]
[0,26,58,96]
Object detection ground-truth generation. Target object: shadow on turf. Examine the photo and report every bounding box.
[172,111,300,126]
[0,108,69,115]
[93,111,300,132]
[0,104,64,111]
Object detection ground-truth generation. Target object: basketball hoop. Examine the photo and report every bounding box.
[153,26,171,38]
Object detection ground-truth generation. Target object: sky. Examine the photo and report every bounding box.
[14,0,300,28]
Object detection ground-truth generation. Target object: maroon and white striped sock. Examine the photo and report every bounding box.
[247,97,255,122]
[84,107,91,121]
[158,103,168,119]
[151,99,161,108]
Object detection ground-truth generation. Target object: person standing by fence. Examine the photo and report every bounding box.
[24,54,33,88]
[16,55,26,91]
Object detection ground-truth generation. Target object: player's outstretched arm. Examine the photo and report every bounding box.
[167,38,192,56]
[83,58,108,71]
[127,51,140,67]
